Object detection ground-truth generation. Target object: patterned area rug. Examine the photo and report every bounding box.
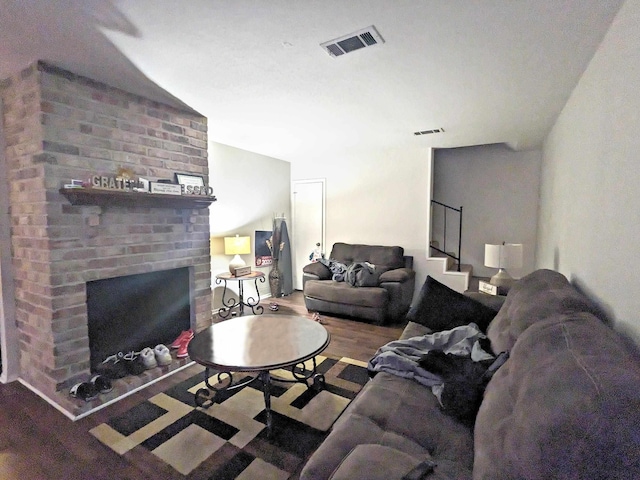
[90,355,369,479]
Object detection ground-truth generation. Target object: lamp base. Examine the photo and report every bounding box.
[228,255,246,274]
[490,268,515,291]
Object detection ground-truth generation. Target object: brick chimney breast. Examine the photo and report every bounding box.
[1,61,212,411]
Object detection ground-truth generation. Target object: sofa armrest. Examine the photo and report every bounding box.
[379,267,414,284]
[303,261,332,280]
[379,268,416,322]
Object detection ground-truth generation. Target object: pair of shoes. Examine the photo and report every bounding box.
[170,329,194,360]
[69,374,112,401]
[154,344,172,366]
[269,302,279,311]
[170,329,194,349]
[139,345,172,367]
[312,312,327,325]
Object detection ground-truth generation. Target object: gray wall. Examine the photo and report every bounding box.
[434,144,541,279]
[537,0,640,343]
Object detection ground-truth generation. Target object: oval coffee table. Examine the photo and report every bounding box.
[187,314,331,434]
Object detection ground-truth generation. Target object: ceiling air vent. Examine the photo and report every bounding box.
[414,128,445,136]
[320,25,384,58]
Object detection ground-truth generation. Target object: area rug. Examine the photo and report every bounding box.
[90,355,369,479]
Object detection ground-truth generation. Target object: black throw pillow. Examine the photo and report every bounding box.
[406,276,498,333]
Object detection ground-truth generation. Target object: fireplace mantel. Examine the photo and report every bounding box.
[59,188,217,209]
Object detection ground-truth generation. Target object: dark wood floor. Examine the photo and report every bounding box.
[0,291,403,480]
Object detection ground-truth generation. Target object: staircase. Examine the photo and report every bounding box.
[426,246,472,293]
[428,199,471,293]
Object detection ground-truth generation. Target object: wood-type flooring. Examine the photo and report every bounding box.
[0,291,404,480]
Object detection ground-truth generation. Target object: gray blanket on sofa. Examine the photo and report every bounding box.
[367,323,494,388]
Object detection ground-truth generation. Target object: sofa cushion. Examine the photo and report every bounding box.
[475,311,640,479]
[330,242,405,270]
[329,444,471,480]
[303,261,331,279]
[300,372,474,480]
[304,280,388,308]
[487,269,603,353]
[329,445,424,480]
[400,320,432,339]
[407,276,498,333]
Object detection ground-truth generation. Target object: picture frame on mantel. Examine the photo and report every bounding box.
[175,173,205,187]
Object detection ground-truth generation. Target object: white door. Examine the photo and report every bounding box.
[292,179,326,291]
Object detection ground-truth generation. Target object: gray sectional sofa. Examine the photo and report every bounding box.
[300,269,640,479]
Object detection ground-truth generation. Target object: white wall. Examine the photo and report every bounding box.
[538,0,640,344]
[434,144,542,279]
[209,142,291,303]
[291,146,431,299]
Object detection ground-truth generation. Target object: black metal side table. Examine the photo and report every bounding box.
[215,271,265,318]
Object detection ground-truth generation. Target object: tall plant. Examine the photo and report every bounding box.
[266,216,285,261]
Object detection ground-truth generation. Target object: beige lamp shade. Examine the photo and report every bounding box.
[224,235,251,273]
[484,243,523,288]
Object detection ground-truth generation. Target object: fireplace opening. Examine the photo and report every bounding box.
[87,267,192,372]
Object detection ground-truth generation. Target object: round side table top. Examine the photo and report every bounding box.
[216,271,265,281]
[188,314,330,371]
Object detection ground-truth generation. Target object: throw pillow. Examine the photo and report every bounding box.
[406,276,498,333]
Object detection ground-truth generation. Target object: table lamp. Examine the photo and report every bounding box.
[484,243,523,289]
[224,235,251,274]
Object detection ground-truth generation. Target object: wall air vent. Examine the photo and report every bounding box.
[320,25,384,58]
[414,128,445,136]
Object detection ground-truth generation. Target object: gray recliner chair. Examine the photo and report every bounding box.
[302,242,415,325]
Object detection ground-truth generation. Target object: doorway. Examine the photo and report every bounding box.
[291,179,326,291]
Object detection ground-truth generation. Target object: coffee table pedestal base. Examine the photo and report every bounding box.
[193,360,326,436]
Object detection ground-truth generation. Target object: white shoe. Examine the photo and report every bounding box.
[154,344,172,366]
[140,347,157,369]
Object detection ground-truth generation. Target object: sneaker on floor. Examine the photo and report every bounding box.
[89,374,113,394]
[123,351,147,375]
[95,353,128,379]
[170,329,194,349]
[176,336,191,359]
[154,344,172,366]
[69,381,99,402]
[140,347,158,369]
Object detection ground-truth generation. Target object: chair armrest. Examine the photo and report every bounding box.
[303,262,332,280]
[379,267,415,284]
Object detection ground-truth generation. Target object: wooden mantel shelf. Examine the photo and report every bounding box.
[59,188,217,209]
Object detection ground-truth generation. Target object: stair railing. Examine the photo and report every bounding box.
[430,200,463,272]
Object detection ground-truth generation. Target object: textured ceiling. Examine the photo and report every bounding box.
[0,0,624,162]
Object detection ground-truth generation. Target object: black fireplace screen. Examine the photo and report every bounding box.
[86,267,192,371]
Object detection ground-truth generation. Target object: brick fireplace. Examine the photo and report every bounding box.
[0,62,212,417]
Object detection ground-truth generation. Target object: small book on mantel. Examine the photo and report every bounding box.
[479,280,499,296]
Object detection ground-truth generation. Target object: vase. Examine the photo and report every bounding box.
[269,260,283,298]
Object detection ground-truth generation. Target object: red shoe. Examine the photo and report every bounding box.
[171,329,194,349]
[176,336,191,358]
